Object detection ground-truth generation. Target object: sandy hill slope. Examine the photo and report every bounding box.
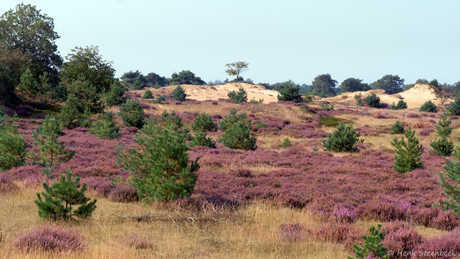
[325,84,453,109]
[175,83,280,103]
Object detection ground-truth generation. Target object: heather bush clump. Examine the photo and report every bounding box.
[141,89,153,99]
[391,127,424,174]
[419,100,437,113]
[390,100,407,110]
[116,118,199,202]
[124,235,153,249]
[172,85,186,101]
[228,86,247,104]
[35,169,97,221]
[192,112,217,132]
[364,93,381,108]
[0,111,27,172]
[390,121,405,134]
[89,112,120,140]
[321,123,364,152]
[277,223,306,241]
[118,100,145,128]
[13,225,86,253]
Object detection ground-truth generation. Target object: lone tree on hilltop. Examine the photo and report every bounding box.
[225,61,249,82]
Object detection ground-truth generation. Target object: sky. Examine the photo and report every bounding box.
[1,0,459,86]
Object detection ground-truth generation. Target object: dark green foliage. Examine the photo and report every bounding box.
[309,74,337,97]
[0,111,27,172]
[356,97,364,107]
[354,93,362,99]
[169,70,205,85]
[321,103,334,111]
[373,74,404,94]
[59,93,79,129]
[256,120,268,129]
[321,123,363,152]
[434,158,460,216]
[282,138,291,148]
[228,86,248,104]
[391,127,424,174]
[364,93,380,108]
[105,80,127,106]
[153,95,165,104]
[37,72,56,105]
[69,75,104,113]
[142,89,153,99]
[390,121,405,134]
[54,82,68,102]
[192,112,217,132]
[172,85,186,101]
[145,72,166,87]
[188,129,216,148]
[219,109,247,131]
[430,117,454,156]
[159,110,192,142]
[89,112,120,140]
[277,80,303,103]
[339,78,370,93]
[429,79,439,87]
[249,98,264,104]
[34,169,97,221]
[116,118,199,202]
[217,119,257,151]
[348,224,389,259]
[446,97,460,115]
[119,100,145,128]
[30,115,73,167]
[121,70,146,90]
[18,68,39,95]
[419,100,437,113]
[390,100,407,110]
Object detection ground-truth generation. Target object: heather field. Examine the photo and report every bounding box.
[2,90,460,258]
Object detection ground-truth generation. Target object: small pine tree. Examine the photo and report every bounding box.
[18,68,39,95]
[434,158,460,216]
[390,100,407,110]
[282,137,291,148]
[0,112,27,172]
[356,97,364,107]
[321,103,334,111]
[119,100,145,128]
[152,82,161,89]
[59,93,80,129]
[391,127,424,174]
[277,80,302,103]
[105,80,127,106]
[38,72,56,105]
[321,123,363,152]
[116,118,199,202]
[34,169,97,221]
[348,224,389,259]
[153,95,165,104]
[188,129,216,148]
[447,97,460,116]
[172,85,186,101]
[390,121,405,134]
[217,119,257,151]
[142,89,153,99]
[219,109,247,131]
[364,93,380,108]
[191,112,217,132]
[256,120,268,129]
[228,86,248,104]
[430,117,454,156]
[30,115,74,167]
[419,100,437,112]
[89,112,120,140]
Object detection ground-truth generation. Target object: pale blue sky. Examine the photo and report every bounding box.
[1,0,459,85]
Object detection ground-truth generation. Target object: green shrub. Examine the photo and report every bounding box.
[217,119,257,151]
[89,112,120,140]
[29,115,74,167]
[191,112,217,132]
[172,85,186,101]
[356,97,364,107]
[34,169,97,221]
[153,95,165,104]
[152,82,161,89]
[435,117,452,138]
[354,93,362,99]
[419,100,437,112]
[277,80,302,103]
[303,93,313,102]
[390,121,405,134]
[188,129,216,148]
[105,80,127,106]
[434,158,460,216]
[348,224,389,259]
[390,100,407,110]
[364,93,380,108]
[249,98,264,104]
[228,87,247,104]
[0,112,27,172]
[321,123,363,152]
[59,93,80,129]
[391,127,424,174]
[321,103,334,111]
[116,118,199,202]
[256,120,268,129]
[282,137,291,148]
[119,100,145,128]
[430,117,454,156]
[219,109,247,131]
[142,89,153,99]
[18,68,39,95]
[447,97,460,115]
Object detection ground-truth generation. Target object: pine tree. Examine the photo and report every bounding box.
[0,111,27,172]
[430,117,454,156]
[390,121,405,134]
[321,123,363,152]
[219,109,247,131]
[142,89,153,99]
[277,80,302,103]
[228,86,247,104]
[435,158,460,216]
[118,100,145,128]
[18,68,39,95]
[153,95,166,104]
[34,169,97,221]
[30,115,73,167]
[59,93,79,129]
[447,97,460,116]
[89,112,120,140]
[390,100,407,110]
[172,85,186,101]
[217,119,257,151]
[391,127,424,174]
[348,224,389,259]
[116,118,199,202]
[105,80,127,106]
[192,112,217,132]
[38,72,56,105]
[419,100,437,112]
[188,129,216,148]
